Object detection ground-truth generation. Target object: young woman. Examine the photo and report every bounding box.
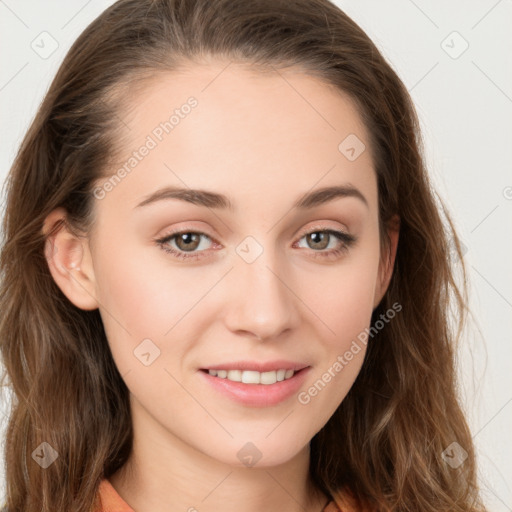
[0,0,488,511]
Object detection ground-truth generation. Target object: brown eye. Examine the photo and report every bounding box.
[174,232,202,252]
[156,230,215,260]
[294,228,357,261]
[305,231,330,250]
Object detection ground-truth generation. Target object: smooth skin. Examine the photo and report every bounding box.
[43,58,399,512]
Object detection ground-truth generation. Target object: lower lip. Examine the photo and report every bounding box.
[198,368,311,408]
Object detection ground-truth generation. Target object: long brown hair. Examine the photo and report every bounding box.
[0,0,487,510]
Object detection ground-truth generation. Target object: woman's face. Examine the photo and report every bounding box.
[56,60,397,467]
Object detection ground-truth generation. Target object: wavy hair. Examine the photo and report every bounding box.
[0,0,487,510]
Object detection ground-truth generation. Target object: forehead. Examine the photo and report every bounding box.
[100,60,377,214]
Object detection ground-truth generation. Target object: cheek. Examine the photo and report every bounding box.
[295,242,379,404]
[93,234,220,377]
[302,245,380,344]
[294,270,377,425]
[94,230,192,327]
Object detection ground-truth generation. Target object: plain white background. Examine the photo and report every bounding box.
[0,1,511,510]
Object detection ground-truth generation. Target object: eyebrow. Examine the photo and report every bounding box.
[134,184,369,211]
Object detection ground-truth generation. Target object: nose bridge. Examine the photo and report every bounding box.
[225,236,299,339]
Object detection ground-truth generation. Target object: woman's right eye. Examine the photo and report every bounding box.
[155,231,215,261]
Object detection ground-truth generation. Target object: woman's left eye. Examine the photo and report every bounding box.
[154,228,357,262]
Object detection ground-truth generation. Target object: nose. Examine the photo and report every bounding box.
[223,249,300,341]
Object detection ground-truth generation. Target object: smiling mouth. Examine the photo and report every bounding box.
[199,366,311,407]
[200,368,304,385]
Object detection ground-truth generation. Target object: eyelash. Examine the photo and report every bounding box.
[154,226,357,262]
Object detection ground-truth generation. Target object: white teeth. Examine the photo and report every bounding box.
[242,370,262,384]
[227,370,242,382]
[206,369,297,385]
[260,371,277,385]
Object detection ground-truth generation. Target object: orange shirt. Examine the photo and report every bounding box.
[94,478,361,511]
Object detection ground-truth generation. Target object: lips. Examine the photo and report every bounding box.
[199,366,311,407]
[201,360,309,373]
[202,368,296,385]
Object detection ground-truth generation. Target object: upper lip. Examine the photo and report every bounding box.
[201,360,310,372]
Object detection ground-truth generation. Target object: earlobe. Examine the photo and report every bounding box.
[42,207,99,311]
[373,215,400,309]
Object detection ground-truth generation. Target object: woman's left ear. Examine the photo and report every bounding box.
[373,215,400,309]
